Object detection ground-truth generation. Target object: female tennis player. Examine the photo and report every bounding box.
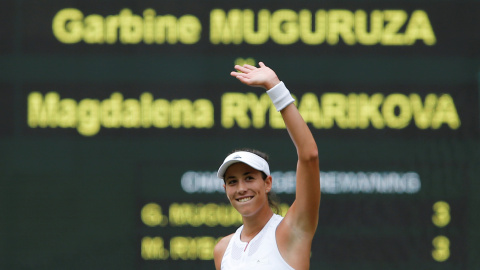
[214,62,320,270]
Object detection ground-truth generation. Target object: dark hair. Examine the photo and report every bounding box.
[226,148,281,215]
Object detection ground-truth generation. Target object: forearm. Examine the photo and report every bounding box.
[281,104,318,161]
[266,81,318,159]
[282,103,320,202]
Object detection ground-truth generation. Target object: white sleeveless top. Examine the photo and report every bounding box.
[221,214,295,270]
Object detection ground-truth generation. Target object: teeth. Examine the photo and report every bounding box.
[238,197,252,202]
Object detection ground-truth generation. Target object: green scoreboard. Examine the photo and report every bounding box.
[1,0,479,269]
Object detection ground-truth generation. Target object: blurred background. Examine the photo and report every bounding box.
[1,0,479,269]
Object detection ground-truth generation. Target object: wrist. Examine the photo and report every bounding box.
[266,81,295,111]
[264,78,281,90]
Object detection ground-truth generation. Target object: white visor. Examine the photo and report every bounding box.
[217,151,270,179]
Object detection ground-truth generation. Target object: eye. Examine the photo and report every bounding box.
[227,179,237,185]
[246,176,254,181]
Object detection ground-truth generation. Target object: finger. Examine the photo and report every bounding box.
[234,65,253,73]
[259,62,266,68]
[230,71,249,80]
[242,64,257,70]
[230,71,244,77]
[236,76,251,84]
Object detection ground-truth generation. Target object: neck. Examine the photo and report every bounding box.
[240,207,274,242]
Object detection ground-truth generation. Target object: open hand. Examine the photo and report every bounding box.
[230,62,281,90]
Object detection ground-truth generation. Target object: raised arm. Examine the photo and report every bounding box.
[230,62,320,233]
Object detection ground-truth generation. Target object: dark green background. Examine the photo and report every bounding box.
[1,0,479,269]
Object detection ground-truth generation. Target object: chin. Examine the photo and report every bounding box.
[237,205,265,218]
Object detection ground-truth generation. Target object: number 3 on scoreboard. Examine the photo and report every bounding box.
[432,235,450,262]
[432,201,450,228]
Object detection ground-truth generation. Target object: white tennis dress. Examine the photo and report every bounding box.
[221,214,295,270]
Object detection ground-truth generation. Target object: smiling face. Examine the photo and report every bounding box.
[223,162,272,218]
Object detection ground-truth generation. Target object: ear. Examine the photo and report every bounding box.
[265,175,273,191]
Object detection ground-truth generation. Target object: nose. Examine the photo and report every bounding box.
[237,179,247,194]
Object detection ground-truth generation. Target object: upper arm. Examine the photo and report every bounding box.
[293,152,320,229]
[276,144,319,269]
[213,234,233,270]
[278,160,320,248]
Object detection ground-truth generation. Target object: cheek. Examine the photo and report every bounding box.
[224,187,234,200]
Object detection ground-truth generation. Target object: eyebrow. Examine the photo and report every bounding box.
[226,171,252,180]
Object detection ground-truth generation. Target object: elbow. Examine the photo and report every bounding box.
[298,146,319,163]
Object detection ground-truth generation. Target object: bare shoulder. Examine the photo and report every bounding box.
[214,233,234,255]
[213,233,234,270]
